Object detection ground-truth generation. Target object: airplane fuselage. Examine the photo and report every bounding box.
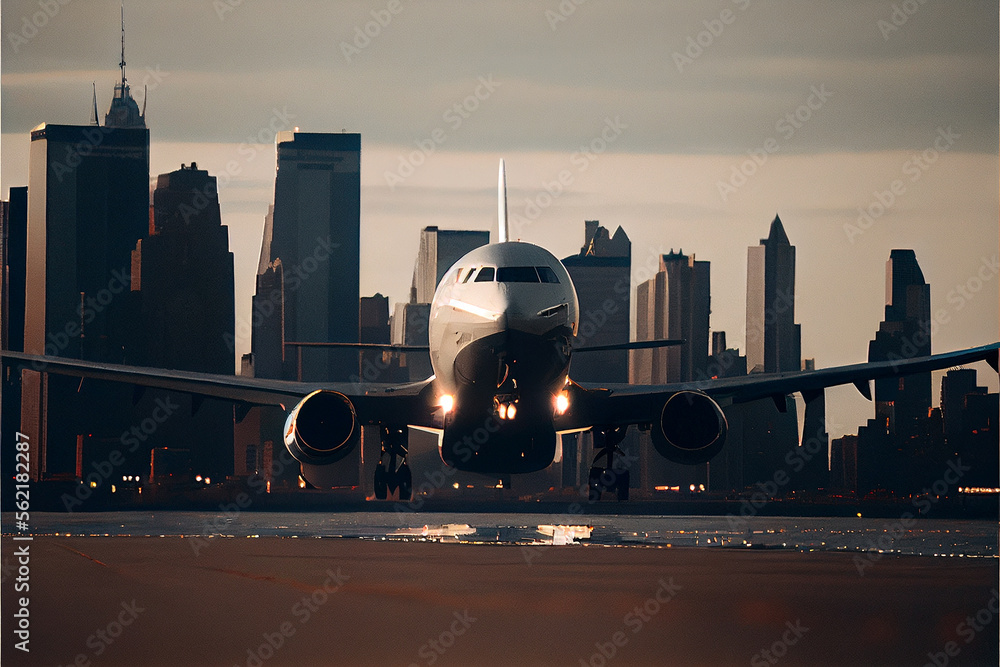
[428,240,580,472]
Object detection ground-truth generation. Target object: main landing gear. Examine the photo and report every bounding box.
[588,426,630,502]
[374,425,412,501]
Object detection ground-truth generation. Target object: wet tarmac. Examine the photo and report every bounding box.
[2,527,997,666]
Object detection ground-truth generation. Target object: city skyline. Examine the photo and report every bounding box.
[1,0,996,438]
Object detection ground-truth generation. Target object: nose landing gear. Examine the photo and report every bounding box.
[374,425,412,501]
[588,425,630,501]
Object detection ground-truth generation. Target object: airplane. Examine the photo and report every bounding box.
[3,160,998,501]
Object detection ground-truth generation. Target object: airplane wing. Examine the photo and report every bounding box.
[5,342,998,472]
[561,342,1000,429]
[0,350,440,428]
[574,339,685,353]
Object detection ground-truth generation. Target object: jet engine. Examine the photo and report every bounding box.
[650,391,727,465]
[283,390,359,465]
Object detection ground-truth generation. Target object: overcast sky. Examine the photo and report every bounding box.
[2,0,997,438]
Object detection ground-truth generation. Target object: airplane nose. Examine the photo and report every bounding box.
[501,291,568,337]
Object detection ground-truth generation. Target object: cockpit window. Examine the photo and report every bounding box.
[474,266,496,282]
[536,266,560,283]
[497,266,540,283]
[461,267,475,283]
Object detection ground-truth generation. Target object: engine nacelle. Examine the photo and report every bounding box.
[650,391,727,465]
[283,390,359,466]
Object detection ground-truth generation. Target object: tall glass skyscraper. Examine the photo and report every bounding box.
[412,226,490,305]
[21,122,150,477]
[868,249,931,438]
[745,214,800,374]
[260,131,361,382]
[563,221,631,385]
[632,249,708,385]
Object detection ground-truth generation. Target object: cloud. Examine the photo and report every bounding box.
[2,0,996,152]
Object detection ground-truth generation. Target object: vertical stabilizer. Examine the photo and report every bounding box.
[498,159,509,243]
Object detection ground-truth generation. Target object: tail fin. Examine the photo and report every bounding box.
[498,158,509,243]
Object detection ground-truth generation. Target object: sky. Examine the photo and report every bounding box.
[2,0,997,439]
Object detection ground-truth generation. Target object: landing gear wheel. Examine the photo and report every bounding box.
[375,425,411,501]
[374,464,388,500]
[589,425,631,502]
[615,469,630,501]
[398,464,412,502]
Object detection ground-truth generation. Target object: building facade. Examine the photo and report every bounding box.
[261,131,361,382]
[562,221,631,384]
[21,122,150,479]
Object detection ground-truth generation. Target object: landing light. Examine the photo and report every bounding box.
[496,399,518,420]
[438,394,455,414]
[555,392,570,416]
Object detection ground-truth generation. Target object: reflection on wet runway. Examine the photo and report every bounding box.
[3,512,996,557]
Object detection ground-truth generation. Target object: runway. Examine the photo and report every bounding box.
[2,533,997,666]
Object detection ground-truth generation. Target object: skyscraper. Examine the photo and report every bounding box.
[391,302,432,381]
[632,250,709,384]
[562,221,631,384]
[940,368,996,488]
[829,434,858,494]
[746,214,800,374]
[251,262,284,380]
[857,416,892,496]
[1,187,27,353]
[868,249,931,439]
[631,249,711,491]
[632,278,656,385]
[261,131,361,382]
[17,9,152,481]
[2,188,28,502]
[360,293,402,383]
[559,222,632,490]
[103,2,146,130]
[412,226,490,304]
[741,215,800,491]
[21,120,150,478]
[135,163,234,374]
[131,163,235,478]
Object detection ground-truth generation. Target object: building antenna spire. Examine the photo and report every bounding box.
[91,82,100,125]
[119,1,127,88]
